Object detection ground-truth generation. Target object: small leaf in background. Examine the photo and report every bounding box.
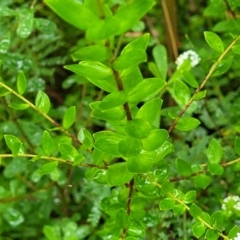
[153,44,167,80]
[127,153,153,173]
[4,134,24,154]
[118,137,143,157]
[207,138,222,164]
[17,71,27,95]
[16,9,34,38]
[212,56,233,76]
[37,161,58,175]
[194,175,211,189]
[0,35,10,54]
[125,118,151,139]
[41,131,54,156]
[234,136,240,156]
[192,222,206,238]
[175,117,200,131]
[3,207,24,227]
[193,90,207,100]
[58,143,78,161]
[181,70,199,88]
[189,203,203,218]
[34,18,57,35]
[106,162,134,186]
[63,106,76,129]
[78,128,93,149]
[128,78,165,104]
[43,225,59,240]
[159,198,175,210]
[204,229,219,240]
[208,163,224,175]
[0,6,17,17]
[142,129,168,151]
[173,79,191,106]
[184,190,196,204]
[204,31,224,52]
[175,159,192,177]
[35,90,51,114]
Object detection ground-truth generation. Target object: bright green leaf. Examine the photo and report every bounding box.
[4,134,24,154]
[115,209,129,228]
[189,203,203,218]
[43,225,59,240]
[172,204,185,216]
[35,90,51,114]
[73,154,85,166]
[9,103,29,110]
[205,229,219,240]
[204,31,224,52]
[192,222,206,238]
[210,211,224,231]
[58,143,78,161]
[127,153,153,173]
[175,117,200,131]
[118,137,143,157]
[159,198,175,210]
[173,79,191,106]
[207,138,222,164]
[153,45,167,80]
[228,225,240,239]
[63,106,76,129]
[194,175,211,189]
[212,56,233,76]
[181,70,199,88]
[106,162,134,186]
[193,90,207,100]
[78,128,93,149]
[37,161,58,175]
[175,159,192,177]
[208,163,224,175]
[41,131,54,156]
[184,190,196,204]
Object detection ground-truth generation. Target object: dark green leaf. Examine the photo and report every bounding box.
[63,106,76,129]
[194,175,211,189]
[17,9,34,38]
[42,131,54,156]
[234,136,240,156]
[115,209,129,228]
[118,137,143,157]
[175,117,200,131]
[34,18,57,35]
[127,153,153,173]
[175,159,192,177]
[106,162,134,186]
[204,31,224,52]
[207,138,222,164]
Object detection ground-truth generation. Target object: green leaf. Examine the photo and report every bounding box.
[65,62,117,92]
[181,70,199,88]
[4,134,24,154]
[189,203,203,218]
[210,211,224,231]
[193,90,207,100]
[37,161,58,175]
[234,136,240,156]
[128,78,165,104]
[175,117,200,131]
[63,106,76,129]
[127,153,153,173]
[0,36,10,54]
[142,129,168,151]
[204,31,224,52]
[42,131,54,156]
[208,163,224,175]
[118,137,143,157]
[99,91,127,110]
[194,175,211,189]
[154,164,170,182]
[71,45,110,61]
[9,103,29,110]
[85,168,107,184]
[159,198,175,210]
[184,190,196,204]
[175,159,192,177]
[3,207,24,227]
[58,143,78,161]
[113,49,147,71]
[106,162,134,186]
[35,90,51,114]
[34,18,57,35]
[228,225,240,239]
[173,79,191,106]
[115,209,130,228]
[136,98,162,127]
[0,6,16,17]
[43,225,59,240]
[212,56,233,76]
[232,44,240,55]
[172,204,185,216]
[125,118,151,139]
[192,222,206,238]
[153,45,168,80]
[44,0,99,30]
[207,138,222,164]
[78,128,93,149]
[73,154,85,166]
[205,229,219,240]
[17,9,34,38]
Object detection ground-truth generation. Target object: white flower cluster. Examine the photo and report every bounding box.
[222,195,240,211]
[232,232,240,240]
[175,50,201,69]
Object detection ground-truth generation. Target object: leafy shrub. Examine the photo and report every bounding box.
[1,0,240,239]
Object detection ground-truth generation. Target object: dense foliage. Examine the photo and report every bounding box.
[1,0,240,239]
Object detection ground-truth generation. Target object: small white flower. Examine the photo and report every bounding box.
[231,232,240,240]
[175,50,201,69]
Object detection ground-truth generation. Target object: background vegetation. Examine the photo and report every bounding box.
[1,0,240,239]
